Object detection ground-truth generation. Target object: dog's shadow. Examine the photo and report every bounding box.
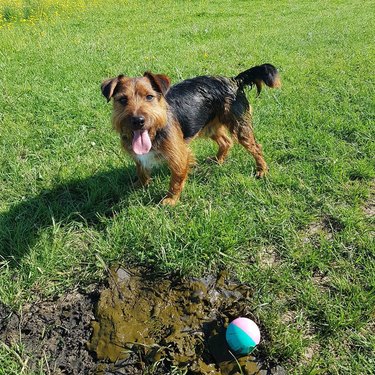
[0,166,146,265]
[0,153,235,266]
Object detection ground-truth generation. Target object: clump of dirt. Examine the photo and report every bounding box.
[0,269,286,374]
[88,268,278,375]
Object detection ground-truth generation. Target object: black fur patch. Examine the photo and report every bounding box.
[166,77,237,139]
[165,64,279,139]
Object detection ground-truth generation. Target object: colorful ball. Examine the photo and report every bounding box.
[225,317,260,355]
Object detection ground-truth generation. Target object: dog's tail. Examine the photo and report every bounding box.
[235,63,281,96]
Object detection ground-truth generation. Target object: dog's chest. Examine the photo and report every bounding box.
[134,151,162,170]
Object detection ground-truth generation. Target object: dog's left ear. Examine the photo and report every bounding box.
[101,75,124,102]
[144,72,171,96]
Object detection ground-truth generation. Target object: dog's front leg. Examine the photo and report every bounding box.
[161,171,187,206]
[161,147,190,206]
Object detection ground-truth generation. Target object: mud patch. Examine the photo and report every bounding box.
[311,270,331,292]
[1,269,286,374]
[89,268,275,375]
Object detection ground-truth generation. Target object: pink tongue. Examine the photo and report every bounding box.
[132,130,152,155]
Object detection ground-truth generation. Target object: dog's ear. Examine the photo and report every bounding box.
[101,75,124,102]
[144,72,171,96]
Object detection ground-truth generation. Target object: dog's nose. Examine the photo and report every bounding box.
[131,116,145,128]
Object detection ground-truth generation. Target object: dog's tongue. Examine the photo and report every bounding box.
[132,129,152,155]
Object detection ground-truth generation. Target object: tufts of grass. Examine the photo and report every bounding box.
[0,342,29,375]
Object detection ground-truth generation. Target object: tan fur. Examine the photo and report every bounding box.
[200,119,233,164]
[197,107,268,176]
[107,76,192,205]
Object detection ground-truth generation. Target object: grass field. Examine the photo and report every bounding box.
[0,0,374,373]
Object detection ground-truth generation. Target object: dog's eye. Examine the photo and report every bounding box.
[118,97,128,105]
[146,95,154,101]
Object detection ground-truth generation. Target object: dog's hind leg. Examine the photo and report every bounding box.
[210,124,233,164]
[202,121,233,164]
[233,116,268,178]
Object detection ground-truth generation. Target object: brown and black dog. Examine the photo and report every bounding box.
[101,64,281,205]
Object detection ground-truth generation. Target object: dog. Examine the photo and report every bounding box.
[101,64,281,205]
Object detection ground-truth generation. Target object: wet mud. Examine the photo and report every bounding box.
[0,268,286,374]
[89,267,283,375]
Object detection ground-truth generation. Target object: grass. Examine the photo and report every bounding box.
[0,0,91,26]
[0,0,374,373]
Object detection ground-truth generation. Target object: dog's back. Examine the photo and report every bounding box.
[166,64,280,140]
[166,76,237,139]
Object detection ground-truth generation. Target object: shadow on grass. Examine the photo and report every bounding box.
[0,167,141,265]
[0,157,243,267]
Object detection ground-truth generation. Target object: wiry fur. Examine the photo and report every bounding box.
[101,64,281,205]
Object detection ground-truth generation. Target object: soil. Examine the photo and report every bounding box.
[0,290,97,374]
[0,268,286,375]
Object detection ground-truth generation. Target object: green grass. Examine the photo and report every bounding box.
[0,0,90,25]
[0,0,374,373]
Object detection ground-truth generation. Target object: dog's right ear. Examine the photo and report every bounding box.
[101,75,124,102]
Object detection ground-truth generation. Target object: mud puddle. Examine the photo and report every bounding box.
[0,268,286,374]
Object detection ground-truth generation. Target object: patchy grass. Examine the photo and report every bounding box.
[0,0,374,373]
[0,342,29,375]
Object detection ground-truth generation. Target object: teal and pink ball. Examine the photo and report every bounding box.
[225,317,260,355]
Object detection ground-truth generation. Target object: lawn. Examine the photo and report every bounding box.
[0,0,374,374]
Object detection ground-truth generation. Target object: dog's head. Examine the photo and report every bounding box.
[101,72,171,155]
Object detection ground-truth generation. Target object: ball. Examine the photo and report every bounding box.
[225,317,260,355]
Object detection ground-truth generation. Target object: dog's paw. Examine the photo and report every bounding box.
[256,169,268,178]
[160,197,179,206]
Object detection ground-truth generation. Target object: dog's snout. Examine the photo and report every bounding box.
[131,116,145,129]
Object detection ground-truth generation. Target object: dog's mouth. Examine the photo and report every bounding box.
[132,129,152,155]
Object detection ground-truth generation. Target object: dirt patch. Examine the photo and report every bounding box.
[0,290,97,374]
[311,270,331,292]
[302,342,320,364]
[0,269,286,374]
[300,214,347,246]
[257,246,280,269]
